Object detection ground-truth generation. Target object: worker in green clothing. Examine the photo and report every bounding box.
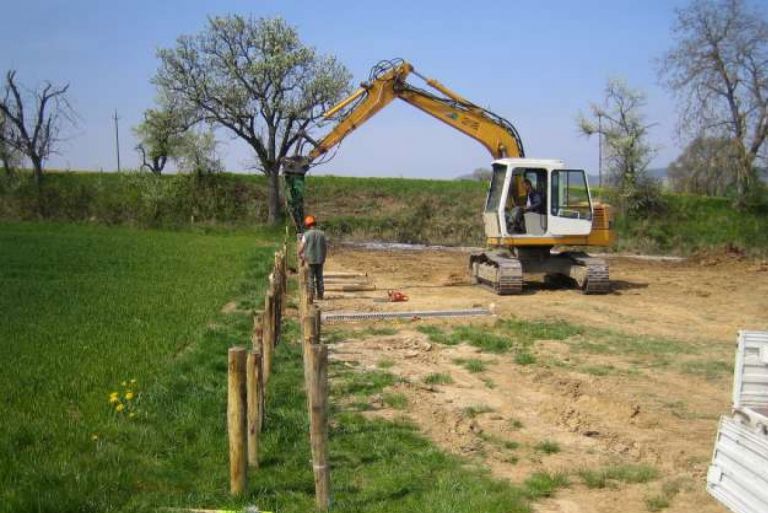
[298,215,327,300]
[282,156,310,233]
[284,172,306,233]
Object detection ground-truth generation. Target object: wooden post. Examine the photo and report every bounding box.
[251,311,263,351]
[262,292,274,385]
[252,310,265,432]
[298,264,308,324]
[271,265,282,346]
[307,343,330,510]
[227,347,247,496]
[268,271,278,346]
[311,305,321,345]
[281,245,288,317]
[246,350,262,468]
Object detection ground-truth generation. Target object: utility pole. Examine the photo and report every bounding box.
[597,112,603,192]
[113,110,121,172]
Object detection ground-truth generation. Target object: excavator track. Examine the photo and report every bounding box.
[567,253,611,294]
[470,252,523,295]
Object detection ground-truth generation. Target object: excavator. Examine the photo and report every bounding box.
[282,59,615,294]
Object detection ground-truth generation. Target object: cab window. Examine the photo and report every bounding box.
[485,164,507,212]
[551,170,592,220]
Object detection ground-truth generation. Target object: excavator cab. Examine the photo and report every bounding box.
[484,158,594,240]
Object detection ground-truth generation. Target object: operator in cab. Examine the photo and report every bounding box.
[508,179,544,233]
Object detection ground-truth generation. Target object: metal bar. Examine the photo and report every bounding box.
[322,308,491,322]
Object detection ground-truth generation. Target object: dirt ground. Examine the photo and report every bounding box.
[319,246,768,513]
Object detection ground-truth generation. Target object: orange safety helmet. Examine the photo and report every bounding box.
[304,215,316,227]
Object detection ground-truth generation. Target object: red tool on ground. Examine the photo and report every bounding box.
[387,290,409,302]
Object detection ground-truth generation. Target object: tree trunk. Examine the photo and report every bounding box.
[734,144,756,210]
[266,166,283,224]
[31,156,43,187]
[1,156,12,176]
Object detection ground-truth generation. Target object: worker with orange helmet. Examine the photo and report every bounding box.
[298,215,327,300]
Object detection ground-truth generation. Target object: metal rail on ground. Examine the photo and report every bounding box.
[322,308,491,322]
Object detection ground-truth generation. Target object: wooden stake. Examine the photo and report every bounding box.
[251,310,265,432]
[251,310,263,351]
[298,264,310,322]
[307,343,330,510]
[262,293,274,385]
[246,350,262,468]
[272,266,282,346]
[311,305,321,345]
[227,347,247,496]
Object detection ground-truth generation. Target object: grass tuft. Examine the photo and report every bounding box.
[534,440,561,454]
[424,373,454,385]
[453,358,488,373]
[383,392,408,410]
[579,464,659,489]
[523,472,570,499]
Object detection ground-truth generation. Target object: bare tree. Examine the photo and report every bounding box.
[0,71,75,185]
[578,79,657,192]
[659,0,768,207]
[0,111,22,175]
[153,15,351,223]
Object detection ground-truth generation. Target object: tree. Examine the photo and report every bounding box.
[0,70,75,185]
[134,107,187,174]
[0,111,22,175]
[153,15,351,223]
[174,127,223,175]
[659,0,768,207]
[578,79,657,194]
[667,136,740,195]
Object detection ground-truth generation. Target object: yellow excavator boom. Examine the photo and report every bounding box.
[302,59,525,164]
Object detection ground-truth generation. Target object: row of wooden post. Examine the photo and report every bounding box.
[227,240,288,497]
[226,236,330,511]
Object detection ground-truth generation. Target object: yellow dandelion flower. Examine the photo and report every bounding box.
[109,396,120,404]
[109,391,119,399]
[125,391,134,400]
[115,403,125,412]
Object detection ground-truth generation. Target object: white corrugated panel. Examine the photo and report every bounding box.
[732,331,768,423]
[708,416,768,513]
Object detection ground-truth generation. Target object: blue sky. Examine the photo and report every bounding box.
[1,0,692,178]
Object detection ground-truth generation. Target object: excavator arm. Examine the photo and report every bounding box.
[283,58,525,175]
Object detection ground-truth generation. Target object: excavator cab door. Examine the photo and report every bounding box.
[548,169,593,236]
[483,164,507,238]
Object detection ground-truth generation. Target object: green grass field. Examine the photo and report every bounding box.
[0,222,276,512]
